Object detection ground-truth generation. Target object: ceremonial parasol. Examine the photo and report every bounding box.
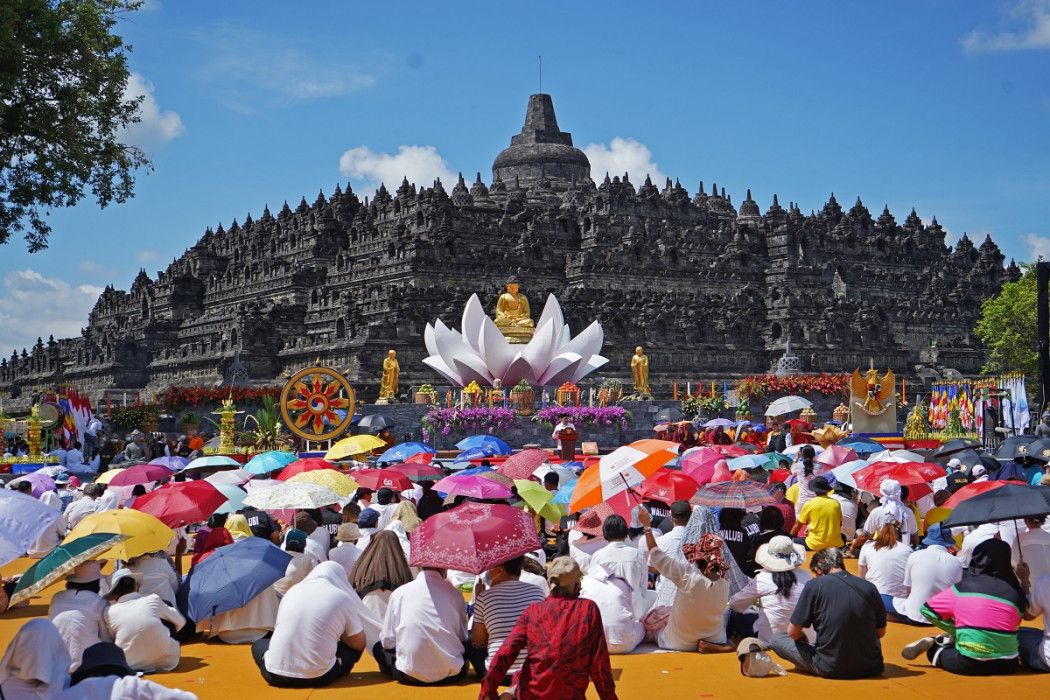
[513,479,565,522]
[496,448,550,480]
[828,459,871,488]
[389,463,444,482]
[377,442,436,464]
[943,484,1050,528]
[852,461,946,494]
[65,509,174,561]
[640,470,700,505]
[148,456,190,471]
[568,441,678,513]
[183,455,240,471]
[132,481,229,529]
[727,453,786,471]
[765,395,812,416]
[108,464,172,487]
[0,491,63,566]
[11,472,56,498]
[815,444,859,468]
[357,414,391,432]
[455,435,512,455]
[179,537,291,621]
[244,451,297,475]
[212,483,248,515]
[10,533,126,606]
[836,437,885,456]
[325,434,386,461]
[409,502,541,574]
[942,480,1009,510]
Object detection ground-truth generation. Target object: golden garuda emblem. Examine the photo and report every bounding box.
[851,367,894,416]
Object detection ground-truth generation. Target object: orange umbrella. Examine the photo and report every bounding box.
[568,441,678,513]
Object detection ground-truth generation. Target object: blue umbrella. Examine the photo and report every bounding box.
[728,453,784,471]
[455,435,512,455]
[149,456,189,471]
[212,484,247,514]
[837,438,884,455]
[829,459,871,488]
[377,442,436,464]
[456,465,495,477]
[244,451,297,475]
[552,482,577,505]
[457,446,502,461]
[178,537,291,621]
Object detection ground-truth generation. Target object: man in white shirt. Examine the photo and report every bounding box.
[652,501,692,605]
[1019,570,1050,672]
[274,530,318,596]
[83,417,103,460]
[95,484,119,512]
[589,514,650,617]
[889,523,963,624]
[831,484,860,544]
[957,521,1018,567]
[329,523,363,579]
[104,569,186,673]
[49,562,110,672]
[64,441,85,469]
[567,504,612,574]
[370,488,400,529]
[581,562,644,653]
[64,484,101,529]
[27,512,66,559]
[375,567,469,685]
[1016,516,1050,582]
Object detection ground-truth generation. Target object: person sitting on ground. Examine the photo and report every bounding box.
[652,501,693,606]
[769,547,886,678]
[858,515,913,610]
[329,523,363,579]
[730,536,813,644]
[791,477,842,552]
[1019,567,1050,672]
[831,483,859,548]
[581,557,645,655]
[103,568,186,673]
[292,511,328,562]
[0,619,72,697]
[241,505,280,543]
[718,507,756,577]
[127,550,181,606]
[349,530,415,621]
[1015,515,1050,582]
[791,445,825,516]
[273,529,317,597]
[567,505,610,574]
[64,483,100,529]
[637,508,733,653]
[371,487,400,528]
[253,562,368,688]
[470,555,548,677]
[373,562,470,685]
[888,523,963,626]
[48,562,110,672]
[903,538,1024,675]
[479,556,617,700]
[588,514,649,618]
[59,642,197,699]
[753,505,790,551]
[768,481,795,533]
[356,508,381,550]
[385,500,421,558]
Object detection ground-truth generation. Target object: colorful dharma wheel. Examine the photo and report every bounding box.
[280,366,356,442]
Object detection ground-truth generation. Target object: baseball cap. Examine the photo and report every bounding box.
[358,508,380,528]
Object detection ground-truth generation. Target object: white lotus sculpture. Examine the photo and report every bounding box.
[423,293,608,388]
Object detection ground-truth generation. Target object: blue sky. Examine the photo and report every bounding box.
[2,0,1049,354]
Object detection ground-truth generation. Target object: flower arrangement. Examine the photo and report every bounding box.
[159,385,282,411]
[111,405,160,431]
[737,373,850,401]
[512,380,532,393]
[534,406,630,430]
[415,384,438,405]
[421,407,518,439]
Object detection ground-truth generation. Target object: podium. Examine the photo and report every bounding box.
[556,428,578,461]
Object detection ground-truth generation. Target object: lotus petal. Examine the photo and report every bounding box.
[521,320,558,379]
[462,294,487,353]
[572,355,609,383]
[538,352,584,386]
[535,294,564,333]
[422,355,461,386]
[452,356,494,386]
[559,321,604,364]
[478,316,516,380]
[424,322,440,356]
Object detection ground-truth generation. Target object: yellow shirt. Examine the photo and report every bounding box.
[798,494,842,551]
[785,482,799,505]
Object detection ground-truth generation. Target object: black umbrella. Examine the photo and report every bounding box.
[943,483,1050,528]
[932,448,999,472]
[994,435,1038,461]
[930,438,981,460]
[357,414,391,432]
[1020,438,1050,464]
[655,407,686,423]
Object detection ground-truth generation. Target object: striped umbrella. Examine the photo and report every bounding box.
[693,480,776,509]
[568,440,678,513]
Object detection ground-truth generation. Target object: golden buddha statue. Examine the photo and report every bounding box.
[631,346,652,398]
[494,275,534,343]
[377,349,400,404]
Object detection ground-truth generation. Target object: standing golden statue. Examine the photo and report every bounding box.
[377,349,400,404]
[630,346,652,399]
[494,275,534,343]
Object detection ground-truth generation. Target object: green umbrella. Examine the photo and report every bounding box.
[10,533,125,606]
[513,479,565,523]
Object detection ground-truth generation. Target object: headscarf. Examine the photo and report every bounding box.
[191,526,233,567]
[877,479,909,526]
[288,562,384,648]
[656,505,749,607]
[681,533,730,580]
[224,514,253,541]
[968,538,1024,598]
[387,500,421,533]
[349,530,414,597]
[0,619,71,694]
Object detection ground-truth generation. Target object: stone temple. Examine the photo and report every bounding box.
[0,94,1019,402]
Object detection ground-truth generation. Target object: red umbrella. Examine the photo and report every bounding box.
[277,458,338,481]
[943,480,1009,510]
[353,468,413,492]
[404,452,435,465]
[132,481,228,528]
[496,449,550,481]
[107,464,172,487]
[409,502,541,574]
[713,444,749,458]
[390,463,443,482]
[640,470,700,505]
[853,461,946,494]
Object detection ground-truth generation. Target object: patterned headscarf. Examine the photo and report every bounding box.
[681,533,730,580]
[655,506,748,608]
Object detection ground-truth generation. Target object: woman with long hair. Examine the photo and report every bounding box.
[349,530,414,621]
[858,515,912,619]
[729,535,813,643]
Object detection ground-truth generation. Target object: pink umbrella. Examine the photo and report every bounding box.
[13,472,55,498]
[496,449,550,481]
[433,474,513,501]
[108,464,172,487]
[815,444,859,468]
[680,448,723,482]
[410,502,541,574]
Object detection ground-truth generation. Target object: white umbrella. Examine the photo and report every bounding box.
[184,455,241,471]
[869,449,926,464]
[242,482,341,510]
[205,469,254,486]
[829,459,871,488]
[0,491,63,566]
[533,464,578,484]
[765,395,813,416]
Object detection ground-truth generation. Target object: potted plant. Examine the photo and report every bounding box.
[510,380,535,415]
[415,384,438,405]
[599,378,623,405]
[180,410,200,435]
[734,398,751,422]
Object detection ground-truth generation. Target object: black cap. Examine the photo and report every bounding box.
[670,500,692,519]
[809,476,832,494]
[70,643,133,685]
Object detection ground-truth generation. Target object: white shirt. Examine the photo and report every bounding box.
[863,505,918,544]
[273,552,317,597]
[39,491,62,511]
[129,555,180,604]
[589,541,649,616]
[370,502,397,529]
[64,497,98,529]
[858,541,912,597]
[568,535,606,574]
[48,590,111,671]
[1026,574,1050,668]
[832,494,859,539]
[581,564,645,654]
[957,522,1018,567]
[891,545,963,624]
[1017,526,1050,582]
[648,548,729,650]
[85,418,103,437]
[729,569,813,643]
[653,525,687,604]
[307,527,330,561]
[96,489,119,512]
[264,566,364,679]
[27,517,66,559]
[105,592,186,672]
[792,462,827,515]
[197,587,279,644]
[57,676,197,700]
[63,449,84,467]
[329,542,362,580]
[381,570,468,683]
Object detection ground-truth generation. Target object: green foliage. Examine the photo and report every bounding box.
[975,265,1037,379]
[512,379,532,392]
[180,411,199,425]
[110,404,157,430]
[242,395,289,450]
[0,0,150,251]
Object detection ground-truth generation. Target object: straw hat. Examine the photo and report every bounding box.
[336,523,361,542]
[754,535,805,573]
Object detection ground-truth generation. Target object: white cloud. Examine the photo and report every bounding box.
[78,259,113,276]
[338,145,455,195]
[135,249,158,263]
[197,25,378,112]
[1026,233,1050,261]
[0,270,102,354]
[582,137,668,187]
[120,72,184,149]
[963,0,1050,53]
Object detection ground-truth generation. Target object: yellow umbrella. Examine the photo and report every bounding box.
[325,434,386,461]
[513,479,565,523]
[64,509,175,561]
[288,469,359,498]
[94,469,125,485]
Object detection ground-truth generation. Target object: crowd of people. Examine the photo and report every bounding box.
[0,426,1049,699]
